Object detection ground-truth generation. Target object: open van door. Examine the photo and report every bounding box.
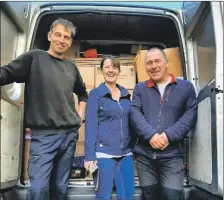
[0,2,31,190]
[182,1,223,197]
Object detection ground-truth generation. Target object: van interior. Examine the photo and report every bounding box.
[28,11,184,185]
[1,2,223,200]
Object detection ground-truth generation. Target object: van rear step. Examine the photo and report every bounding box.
[2,186,142,200]
[2,179,142,200]
[3,181,220,200]
[67,186,142,200]
[68,178,142,200]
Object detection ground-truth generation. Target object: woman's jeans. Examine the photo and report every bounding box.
[95,155,134,200]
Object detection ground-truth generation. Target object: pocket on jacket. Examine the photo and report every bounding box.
[105,131,120,147]
[97,123,110,143]
[97,131,110,145]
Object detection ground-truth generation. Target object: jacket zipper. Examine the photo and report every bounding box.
[118,101,123,154]
[153,87,167,159]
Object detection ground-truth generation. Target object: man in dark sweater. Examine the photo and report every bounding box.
[0,18,88,200]
[130,48,197,200]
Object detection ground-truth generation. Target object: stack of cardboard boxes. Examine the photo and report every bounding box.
[134,47,184,82]
[73,57,136,155]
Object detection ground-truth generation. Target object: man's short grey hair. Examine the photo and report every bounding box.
[50,18,76,38]
[146,47,167,61]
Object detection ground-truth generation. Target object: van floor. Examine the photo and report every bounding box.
[2,180,142,200]
[2,182,223,200]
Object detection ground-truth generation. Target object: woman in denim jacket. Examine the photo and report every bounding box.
[84,56,135,200]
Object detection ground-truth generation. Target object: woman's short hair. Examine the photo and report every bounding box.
[100,56,120,71]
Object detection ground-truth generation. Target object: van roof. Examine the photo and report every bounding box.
[39,2,178,14]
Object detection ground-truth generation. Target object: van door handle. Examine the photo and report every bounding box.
[214,88,223,94]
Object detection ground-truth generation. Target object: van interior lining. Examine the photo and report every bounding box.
[33,12,180,55]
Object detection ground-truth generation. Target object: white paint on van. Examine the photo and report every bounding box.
[189,97,212,184]
[0,100,22,183]
[211,2,223,194]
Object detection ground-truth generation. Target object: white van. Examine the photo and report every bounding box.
[0,2,223,199]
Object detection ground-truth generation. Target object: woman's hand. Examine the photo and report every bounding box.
[84,160,97,176]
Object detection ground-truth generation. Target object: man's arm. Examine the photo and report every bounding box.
[77,101,86,124]
[73,66,88,122]
[164,82,198,142]
[130,84,157,141]
[0,51,33,86]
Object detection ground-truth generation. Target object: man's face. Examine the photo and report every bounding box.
[48,24,73,55]
[145,50,168,82]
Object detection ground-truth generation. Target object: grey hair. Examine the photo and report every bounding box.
[146,47,167,61]
[50,18,76,38]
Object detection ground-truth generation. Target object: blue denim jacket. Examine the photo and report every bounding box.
[85,83,134,161]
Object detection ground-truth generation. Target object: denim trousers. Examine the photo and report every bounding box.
[95,155,135,200]
[26,129,78,200]
[136,154,185,200]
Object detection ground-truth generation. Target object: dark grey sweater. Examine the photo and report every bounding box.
[0,49,88,131]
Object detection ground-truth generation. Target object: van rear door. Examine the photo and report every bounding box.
[0,2,31,190]
[182,1,223,196]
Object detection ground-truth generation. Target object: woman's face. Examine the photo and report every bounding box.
[101,59,120,84]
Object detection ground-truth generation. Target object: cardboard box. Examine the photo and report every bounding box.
[75,57,134,63]
[134,48,184,82]
[75,141,84,155]
[78,123,85,142]
[75,123,85,155]
[95,65,136,89]
[163,47,183,77]
[76,66,95,89]
[64,40,80,59]
[72,122,85,155]
[134,50,149,82]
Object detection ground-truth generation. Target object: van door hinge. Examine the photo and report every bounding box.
[215,88,223,94]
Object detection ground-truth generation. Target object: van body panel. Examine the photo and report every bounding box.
[221,2,223,14]
[0,11,24,107]
[189,97,212,184]
[39,2,177,14]
[182,2,201,36]
[26,5,48,51]
[42,5,165,14]
[0,2,30,32]
[211,2,223,195]
[0,2,31,189]
[0,101,23,189]
[188,81,217,190]
[183,1,223,196]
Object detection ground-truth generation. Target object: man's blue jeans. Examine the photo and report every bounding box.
[95,156,134,200]
[26,129,78,200]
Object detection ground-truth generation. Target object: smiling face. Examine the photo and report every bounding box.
[145,49,169,83]
[48,24,73,56]
[101,58,120,84]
